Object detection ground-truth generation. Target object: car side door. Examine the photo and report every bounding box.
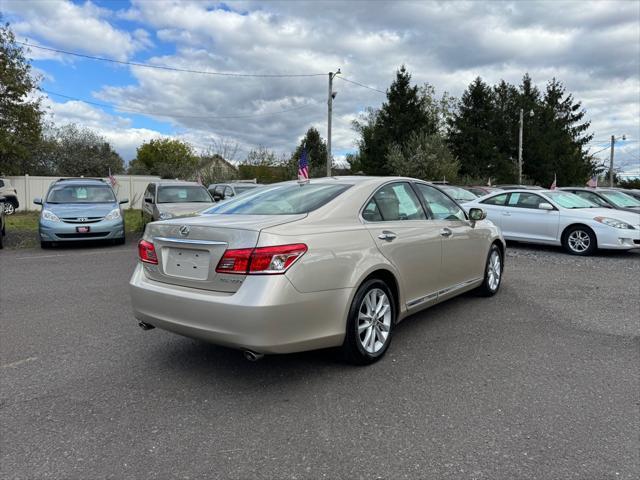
[501,192,560,241]
[414,183,488,289]
[477,192,510,228]
[142,184,155,223]
[363,182,443,310]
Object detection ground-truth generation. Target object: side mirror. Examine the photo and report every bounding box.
[119,198,129,204]
[213,194,222,202]
[538,202,554,210]
[468,207,487,221]
[144,197,153,204]
[33,197,43,205]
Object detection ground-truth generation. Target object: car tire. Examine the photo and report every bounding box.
[562,225,597,256]
[341,278,395,365]
[477,243,503,297]
[114,236,126,245]
[0,230,4,249]
[3,201,15,215]
[40,241,52,249]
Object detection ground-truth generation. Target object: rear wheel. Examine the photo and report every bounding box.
[342,279,395,365]
[477,244,503,296]
[563,226,596,256]
[3,201,15,215]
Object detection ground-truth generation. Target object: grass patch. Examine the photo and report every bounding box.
[6,209,144,233]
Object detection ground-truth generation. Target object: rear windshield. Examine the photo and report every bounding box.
[203,183,351,215]
[47,184,116,203]
[157,186,212,203]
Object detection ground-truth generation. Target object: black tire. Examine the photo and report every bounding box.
[40,241,52,249]
[342,278,395,365]
[114,236,126,245]
[0,230,4,249]
[477,243,503,297]
[562,225,597,256]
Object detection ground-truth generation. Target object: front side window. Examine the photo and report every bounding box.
[573,191,610,207]
[481,193,509,206]
[157,186,212,203]
[204,183,351,215]
[415,184,465,221]
[506,192,547,209]
[47,184,116,203]
[364,183,426,222]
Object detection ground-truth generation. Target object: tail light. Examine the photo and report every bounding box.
[216,244,307,275]
[138,239,158,264]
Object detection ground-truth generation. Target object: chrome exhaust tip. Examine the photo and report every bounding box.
[243,350,264,362]
[138,321,155,331]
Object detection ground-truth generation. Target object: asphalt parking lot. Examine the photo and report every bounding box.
[1,242,638,479]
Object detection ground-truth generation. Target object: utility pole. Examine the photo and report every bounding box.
[518,108,523,184]
[609,135,615,187]
[327,68,340,177]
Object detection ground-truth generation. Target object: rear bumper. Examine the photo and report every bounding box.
[129,264,352,354]
[39,218,125,242]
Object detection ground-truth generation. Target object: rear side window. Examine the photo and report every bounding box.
[364,183,426,221]
[206,183,351,215]
[481,193,509,206]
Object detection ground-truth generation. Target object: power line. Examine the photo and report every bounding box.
[41,89,316,119]
[18,41,326,78]
[588,145,611,155]
[337,76,386,94]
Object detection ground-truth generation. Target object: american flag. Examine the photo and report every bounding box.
[108,168,117,187]
[586,175,598,188]
[298,147,309,181]
[549,174,557,190]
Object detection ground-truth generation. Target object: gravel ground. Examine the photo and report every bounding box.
[1,241,638,479]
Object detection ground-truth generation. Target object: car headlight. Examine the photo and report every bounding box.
[594,216,635,229]
[104,208,121,221]
[159,211,173,220]
[42,209,60,222]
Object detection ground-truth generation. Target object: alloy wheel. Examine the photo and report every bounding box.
[568,230,591,253]
[487,250,502,291]
[357,288,392,354]
[4,202,15,215]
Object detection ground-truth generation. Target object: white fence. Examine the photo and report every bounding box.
[6,175,161,211]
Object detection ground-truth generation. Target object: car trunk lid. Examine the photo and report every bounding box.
[142,214,306,292]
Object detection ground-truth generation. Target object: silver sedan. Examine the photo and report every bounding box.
[130,177,505,364]
[464,189,640,255]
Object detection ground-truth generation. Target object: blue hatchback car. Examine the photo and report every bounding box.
[34,178,128,248]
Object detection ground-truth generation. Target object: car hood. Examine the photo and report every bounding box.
[157,202,213,217]
[564,207,640,225]
[45,203,117,217]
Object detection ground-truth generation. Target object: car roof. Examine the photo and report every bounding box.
[153,181,203,187]
[53,178,108,186]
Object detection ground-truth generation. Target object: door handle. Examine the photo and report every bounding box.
[378,230,397,241]
[440,228,452,238]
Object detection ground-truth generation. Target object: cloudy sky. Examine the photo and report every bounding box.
[2,0,639,174]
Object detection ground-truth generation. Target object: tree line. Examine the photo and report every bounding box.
[1,21,617,187]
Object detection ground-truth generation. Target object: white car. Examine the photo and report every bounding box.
[464,189,640,255]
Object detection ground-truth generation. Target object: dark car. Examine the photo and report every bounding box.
[559,187,640,212]
[208,182,261,202]
[463,186,501,196]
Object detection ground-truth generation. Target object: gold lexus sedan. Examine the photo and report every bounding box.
[130,177,505,364]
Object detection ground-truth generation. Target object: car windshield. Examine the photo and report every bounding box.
[47,184,116,203]
[545,192,598,209]
[441,186,477,201]
[157,185,212,203]
[202,183,351,215]
[600,191,640,208]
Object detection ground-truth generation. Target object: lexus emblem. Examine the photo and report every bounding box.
[178,225,190,237]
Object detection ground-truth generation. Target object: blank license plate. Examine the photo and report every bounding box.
[165,248,210,280]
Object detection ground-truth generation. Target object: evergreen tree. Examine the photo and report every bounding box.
[290,127,328,177]
[447,77,496,180]
[490,80,520,182]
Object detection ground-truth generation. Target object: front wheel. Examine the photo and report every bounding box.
[477,244,503,297]
[342,279,395,365]
[3,202,15,215]
[563,226,596,256]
